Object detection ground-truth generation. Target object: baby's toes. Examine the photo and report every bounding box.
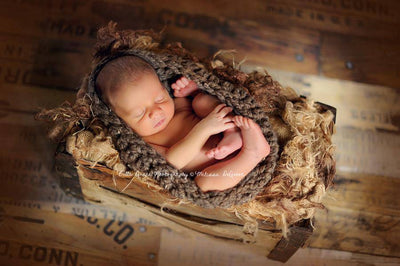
[246,117,261,130]
[233,116,243,127]
[243,117,252,128]
[237,117,255,130]
[205,149,215,158]
[214,147,230,160]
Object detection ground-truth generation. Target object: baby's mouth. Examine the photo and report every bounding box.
[154,118,165,128]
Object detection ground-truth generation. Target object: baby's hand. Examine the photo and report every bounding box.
[197,104,235,136]
[171,76,198,97]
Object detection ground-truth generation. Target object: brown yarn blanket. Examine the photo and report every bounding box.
[36,22,335,223]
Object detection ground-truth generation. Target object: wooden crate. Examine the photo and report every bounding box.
[54,143,314,263]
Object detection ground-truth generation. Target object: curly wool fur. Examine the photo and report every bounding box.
[261,100,336,200]
[233,99,335,234]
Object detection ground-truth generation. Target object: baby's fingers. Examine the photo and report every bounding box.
[224,121,236,130]
[212,103,227,114]
[171,83,180,91]
[176,79,185,88]
[222,116,233,123]
[180,77,189,86]
[218,106,233,117]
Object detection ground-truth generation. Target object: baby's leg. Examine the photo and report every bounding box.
[193,93,243,160]
[195,116,270,192]
[191,92,220,118]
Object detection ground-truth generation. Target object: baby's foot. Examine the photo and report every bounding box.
[206,128,243,160]
[171,77,198,97]
[233,116,270,161]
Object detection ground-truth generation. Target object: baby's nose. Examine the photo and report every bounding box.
[148,107,162,119]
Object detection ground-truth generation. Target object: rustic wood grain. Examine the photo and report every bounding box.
[0,238,124,266]
[249,68,400,178]
[72,156,279,229]
[285,247,400,266]
[0,206,161,265]
[260,68,400,132]
[320,32,400,88]
[0,34,93,91]
[310,172,400,257]
[77,172,283,258]
[0,2,320,80]
[76,162,282,240]
[1,0,398,88]
[141,0,400,39]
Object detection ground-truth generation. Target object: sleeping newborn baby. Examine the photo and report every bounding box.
[95,55,270,192]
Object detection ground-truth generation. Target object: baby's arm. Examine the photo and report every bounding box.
[165,104,234,169]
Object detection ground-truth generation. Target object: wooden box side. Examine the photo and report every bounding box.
[55,147,314,262]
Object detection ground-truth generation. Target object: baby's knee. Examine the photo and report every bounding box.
[192,93,219,117]
[194,174,210,192]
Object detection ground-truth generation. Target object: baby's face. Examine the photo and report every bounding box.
[107,73,175,137]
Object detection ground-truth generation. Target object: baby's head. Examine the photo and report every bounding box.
[95,56,175,137]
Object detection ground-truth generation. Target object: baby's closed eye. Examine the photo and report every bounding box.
[133,109,145,118]
[155,95,166,103]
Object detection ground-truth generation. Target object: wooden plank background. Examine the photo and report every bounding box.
[0,0,399,265]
